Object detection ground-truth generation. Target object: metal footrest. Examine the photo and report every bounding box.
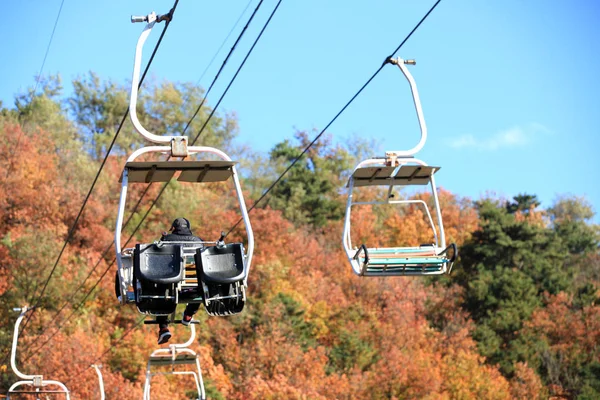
[148,353,198,366]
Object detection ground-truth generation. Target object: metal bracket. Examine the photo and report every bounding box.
[385,152,400,166]
[132,10,172,24]
[131,12,157,24]
[171,137,189,158]
[33,375,43,387]
[387,57,416,66]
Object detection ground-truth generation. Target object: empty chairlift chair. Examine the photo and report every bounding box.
[343,158,457,276]
[342,57,457,277]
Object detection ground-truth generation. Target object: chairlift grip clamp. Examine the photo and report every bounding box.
[171,136,189,158]
[131,10,172,24]
[385,152,399,167]
[385,57,416,66]
[131,12,157,24]
[32,375,43,387]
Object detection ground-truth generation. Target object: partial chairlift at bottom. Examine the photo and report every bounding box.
[143,321,205,400]
[7,307,71,399]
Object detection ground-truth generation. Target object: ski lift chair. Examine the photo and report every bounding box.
[342,57,457,277]
[7,307,71,399]
[115,12,253,319]
[143,322,205,400]
[343,157,457,276]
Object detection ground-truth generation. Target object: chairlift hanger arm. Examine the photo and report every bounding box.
[384,57,427,159]
[130,11,187,147]
[11,307,36,380]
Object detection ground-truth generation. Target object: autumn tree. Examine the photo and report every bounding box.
[264,131,352,227]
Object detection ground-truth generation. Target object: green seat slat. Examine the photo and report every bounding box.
[363,257,446,265]
[368,247,435,254]
[367,269,441,275]
[366,266,442,272]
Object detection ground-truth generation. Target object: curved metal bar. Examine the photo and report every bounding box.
[439,243,458,262]
[92,364,105,400]
[8,381,71,399]
[129,14,178,144]
[170,323,196,349]
[429,173,446,248]
[126,146,230,163]
[10,307,34,380]
[387,58,428,157]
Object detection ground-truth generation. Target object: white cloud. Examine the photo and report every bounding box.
[449,123,549,151]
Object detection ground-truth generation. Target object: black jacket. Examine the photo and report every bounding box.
[160,232,203,242]
[160,225,203,242]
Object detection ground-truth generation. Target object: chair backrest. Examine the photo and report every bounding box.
[195,243,245,284]
[134,244,185,284]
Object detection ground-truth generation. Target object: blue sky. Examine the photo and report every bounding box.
[2,0,599,217]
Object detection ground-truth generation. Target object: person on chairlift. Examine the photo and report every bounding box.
[156,217,203,345]
[114,217,204,344]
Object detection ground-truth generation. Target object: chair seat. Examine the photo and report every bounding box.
[357,246,449,266]
[134,244,184,284]
[195,243,246,284]
[364,265,445,274]
[366,256,447,265]
[353,243,457,276]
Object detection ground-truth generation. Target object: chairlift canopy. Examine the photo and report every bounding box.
[124,160,236,183]
[349,164,440,187]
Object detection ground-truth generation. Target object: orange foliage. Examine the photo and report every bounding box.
[514,206,547,228]
[509,362,545,400]
[0,124,65,234]
[348,188,478,250]
[526,292,600,362]
[522,292,600,398]
[1,119,570,399]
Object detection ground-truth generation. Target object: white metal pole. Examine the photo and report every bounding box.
[10,307,34,380]
[92,364,105,400]
[129,14,176,144]
[429,175,446,248]
[115,169,130,303]
[387,58,428,157]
